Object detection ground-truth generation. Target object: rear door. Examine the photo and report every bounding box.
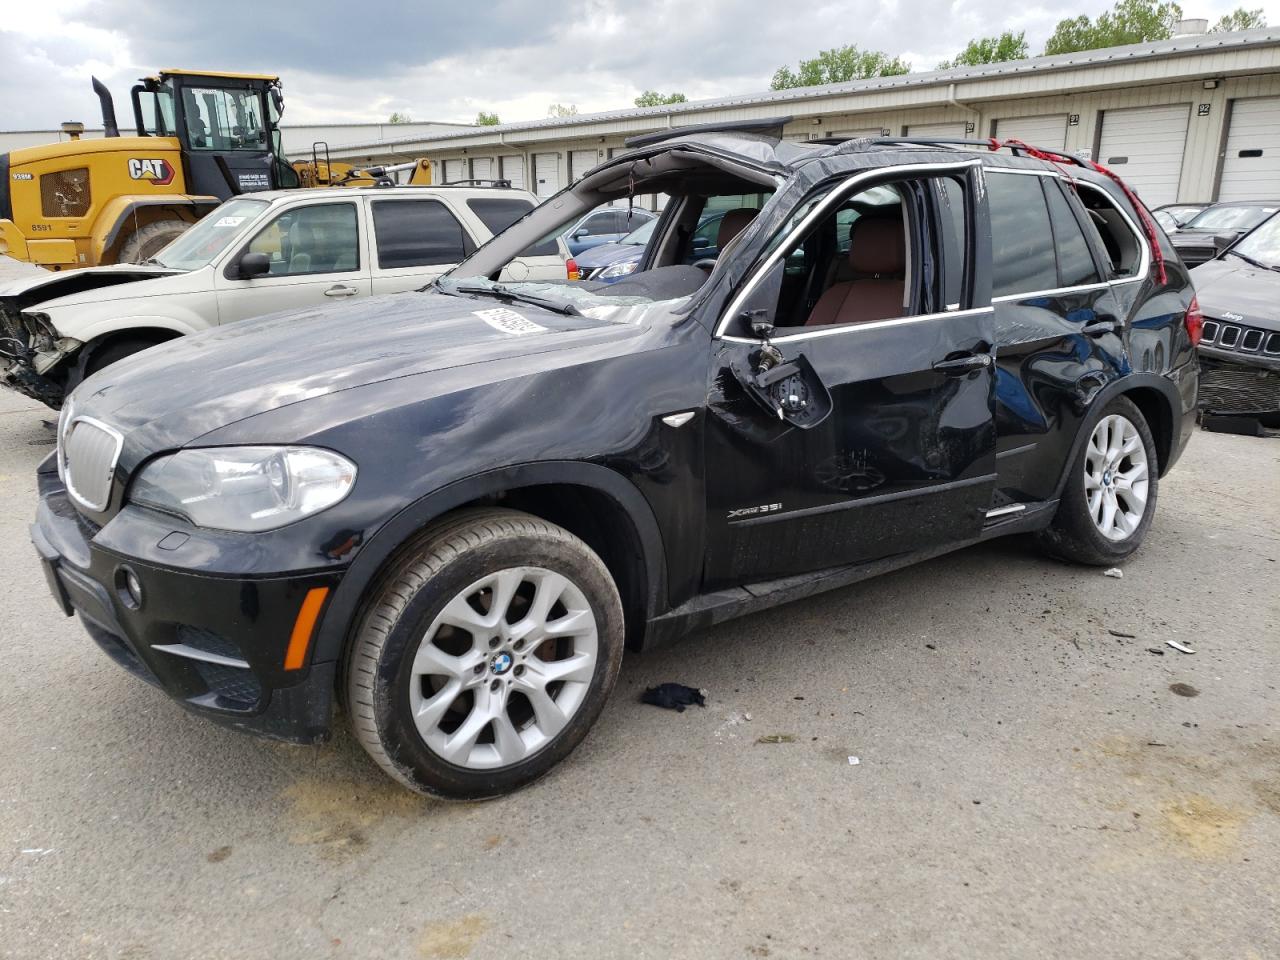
[213,198,371,324]
[703,162,998,587]
[367,196,477,295]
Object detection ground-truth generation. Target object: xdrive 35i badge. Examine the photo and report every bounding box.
[727,502,782,519]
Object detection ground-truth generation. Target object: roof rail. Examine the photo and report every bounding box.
[813,135,1092,168]
[439,178,513,188]
[623,116,794,149]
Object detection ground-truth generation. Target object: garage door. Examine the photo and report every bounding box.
[443,158,466,184]
[1097,104,1190,208]
[995,115,1068,151]
[828,127,884,140]
[533,153,560,197]
[1217,97,1280,202]
[569,149,598,181]
[469,157,492,182]
[500,156,525,190]
[906,122,968,139]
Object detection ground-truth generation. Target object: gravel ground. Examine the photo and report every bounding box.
[0,389,1276,960]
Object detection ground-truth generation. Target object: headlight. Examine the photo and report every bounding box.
[130,446,356,532]
[598,260,639,280]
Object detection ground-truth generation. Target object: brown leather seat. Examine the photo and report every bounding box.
[714,208,759,257]
[805,217,907,327]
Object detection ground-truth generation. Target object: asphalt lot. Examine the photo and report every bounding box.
[0,389,1276,960]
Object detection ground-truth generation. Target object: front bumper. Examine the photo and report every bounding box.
[31,463,343,743]
[1197,349,1280,415]
[2,356,65,406]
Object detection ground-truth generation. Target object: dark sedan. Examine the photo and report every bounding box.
[1171,200,1279,267]
[1190,211,1280,425]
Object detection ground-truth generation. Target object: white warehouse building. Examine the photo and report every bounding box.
[330,27,1280,210]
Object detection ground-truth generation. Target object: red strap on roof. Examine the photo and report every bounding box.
[985,138,1168,287]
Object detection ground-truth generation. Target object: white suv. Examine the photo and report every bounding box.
[0,185,569,408]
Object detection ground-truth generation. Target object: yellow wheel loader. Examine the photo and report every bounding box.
[0,70,305,271]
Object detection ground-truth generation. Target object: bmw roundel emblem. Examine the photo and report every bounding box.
[490,652,513,675]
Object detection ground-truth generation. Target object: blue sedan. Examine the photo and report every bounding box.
[577,212,726,283]
[562,207,656,256]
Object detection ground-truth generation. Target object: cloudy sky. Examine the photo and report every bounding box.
[2,0,1277,129]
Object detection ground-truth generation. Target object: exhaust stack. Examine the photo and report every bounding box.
[91,76,120,138]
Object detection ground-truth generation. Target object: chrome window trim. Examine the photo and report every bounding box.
[62,415,124,513]
[713,159,984,340]
[717,306,995,345]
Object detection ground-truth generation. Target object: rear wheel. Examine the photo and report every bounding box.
[1037,396,1159,565]
[346,509,625,799]
[116,219,189,263]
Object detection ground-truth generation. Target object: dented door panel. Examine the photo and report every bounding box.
[703,308,998,587]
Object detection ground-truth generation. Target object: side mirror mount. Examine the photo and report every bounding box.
[738,258,784,340]
[237,251,271,279]
[573,228,589,240]
[691,236,710,250]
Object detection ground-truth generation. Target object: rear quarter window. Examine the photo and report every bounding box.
[466,197,559,257]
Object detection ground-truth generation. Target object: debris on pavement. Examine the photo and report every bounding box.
[1103,568,1124,579]
[1169,682,1200,698]
[1165,640,1196,654]
[756,734,796,744]
[641,683,706,712]
[1108,629,1137,638]
[1147,647,1166,655]
[848,756,861,765]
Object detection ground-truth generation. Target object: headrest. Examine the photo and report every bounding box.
[716,208,760,250]
[849,217,905,275]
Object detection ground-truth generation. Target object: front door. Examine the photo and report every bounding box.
[214,200,371,324]
[703,164,998,587]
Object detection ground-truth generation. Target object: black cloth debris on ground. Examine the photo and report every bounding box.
[641,683,706,712]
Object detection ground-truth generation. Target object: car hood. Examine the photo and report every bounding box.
[0,264,185,313]
[72,290,649,451]
[575,242,642,270]
[1190,257,1280,331]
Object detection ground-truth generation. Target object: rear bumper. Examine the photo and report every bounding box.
[31,464,342,743]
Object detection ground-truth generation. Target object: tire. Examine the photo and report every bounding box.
[82,336,170,378]
[1036,395,1160,566]
[346,508,625,799]
[116,219,189,263]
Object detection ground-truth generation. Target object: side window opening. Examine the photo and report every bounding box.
[1044,180,1102,288]
[987,172,1058,298]
[247,203,359,276]
[372,199,475,269]
[1076,185,1142,279]
[754,176,965,332]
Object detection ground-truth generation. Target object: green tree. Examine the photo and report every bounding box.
[1211,7,1266,30]
[770,45,910,90]
[937,31,1029,70]
[547,103,579,118]
[387,111,412,124]
[475,111,500,126]
[634,90,688,107]
[1043,0,1184,55]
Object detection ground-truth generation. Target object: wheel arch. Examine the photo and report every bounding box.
[1051,373,1182,503]
[311,461,669,673]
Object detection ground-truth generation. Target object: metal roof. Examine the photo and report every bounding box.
[332,27,1280,153]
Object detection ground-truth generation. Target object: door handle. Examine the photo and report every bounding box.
[1081,319,1119,336]
[932,353,993,375]
[323,284,358,298]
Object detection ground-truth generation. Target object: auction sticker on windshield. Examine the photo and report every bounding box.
[474,308,547,335]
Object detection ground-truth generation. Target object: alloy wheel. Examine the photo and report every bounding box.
[408,566,599,770]
[1084,413,1149,541]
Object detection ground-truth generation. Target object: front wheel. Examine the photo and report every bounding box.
[1037,396,1159,565]
[346,509,625,799]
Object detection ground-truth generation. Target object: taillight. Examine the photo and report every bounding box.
[1185,295,1204,347]
[566,257,580,281]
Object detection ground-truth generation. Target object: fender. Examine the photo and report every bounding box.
[1051,371,1183,502]
[57,311,206,345]
[93,195,221,261]
[308,460,669,667]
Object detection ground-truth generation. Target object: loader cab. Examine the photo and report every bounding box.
[130,70,299,198]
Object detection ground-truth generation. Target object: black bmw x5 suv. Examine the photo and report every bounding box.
[33,128,1199,798]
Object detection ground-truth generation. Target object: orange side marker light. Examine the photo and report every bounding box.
[285,586,330,670]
